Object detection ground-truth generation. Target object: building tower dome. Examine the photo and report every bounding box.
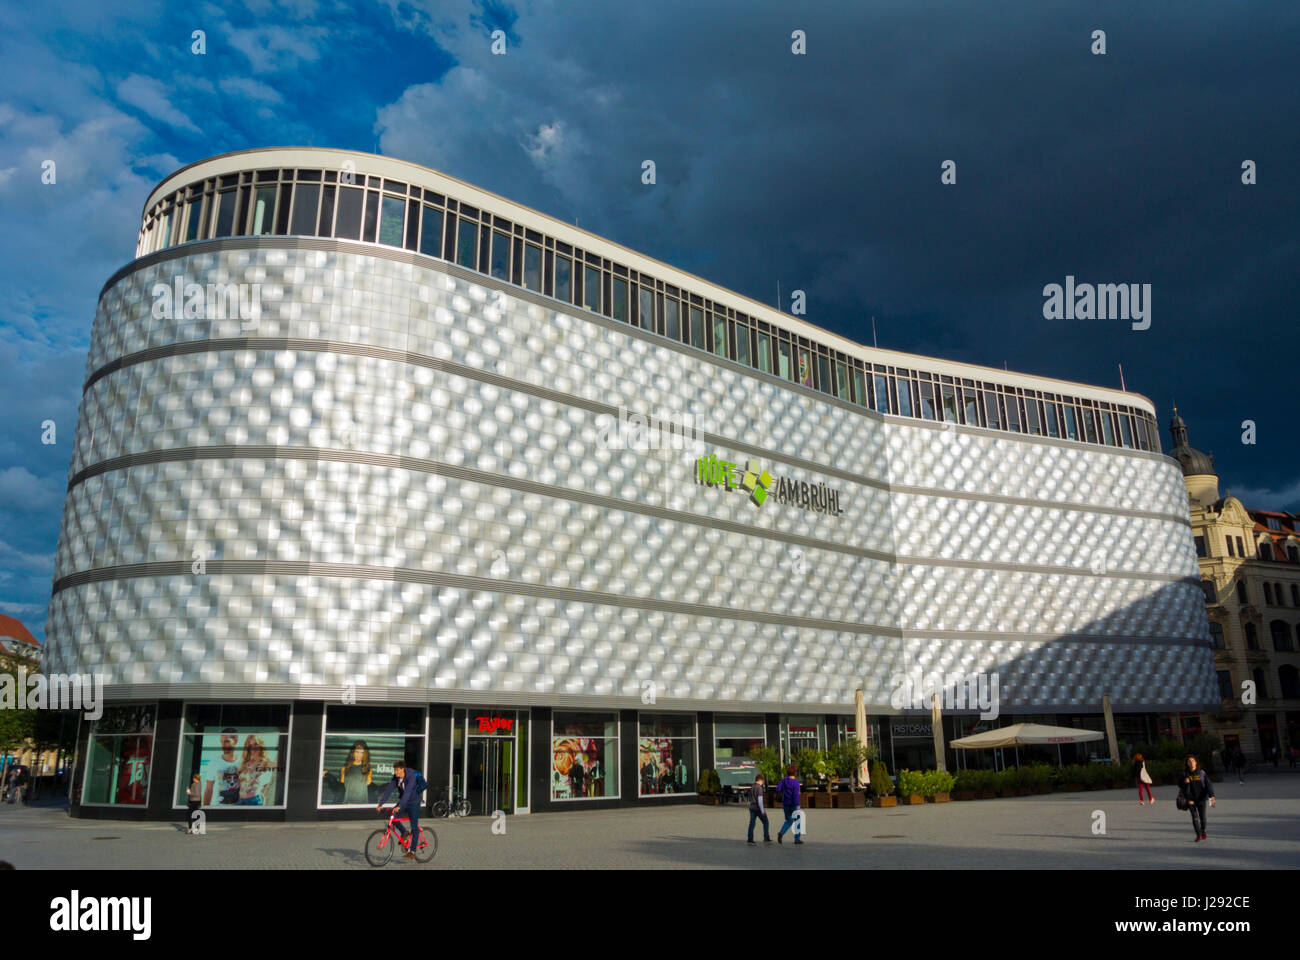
[1169,409,1219,504]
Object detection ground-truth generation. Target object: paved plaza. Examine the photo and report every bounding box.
[3,772,1297,870]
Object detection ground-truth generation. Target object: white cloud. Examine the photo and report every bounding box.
[0,600,47,617]
[0,542,55,573]
[227,25,325,74]
[116,74,201,133]
[219,76,284,104]
[0,467,62,512]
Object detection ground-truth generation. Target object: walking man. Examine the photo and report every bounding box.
[1179,754,1216,843]
[776,764,803,845]
[747,774,771,844]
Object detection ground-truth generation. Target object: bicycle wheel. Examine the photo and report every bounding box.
[433,799,449,819]
[413,826,438,863]
[455,798,471,818]
[364,828,395,867]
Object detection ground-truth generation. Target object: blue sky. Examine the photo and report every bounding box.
[1,0,1297,641]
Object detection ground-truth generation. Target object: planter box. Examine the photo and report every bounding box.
[1110,781,1126,790]
[999,788,1018,798]
[833,791,866,808]
[1061,783,1084,792]
[976,790,997,800]
[903,794,925,805]
[697,795,722,805]
[952,790,976,802]
[930,792,951,803]
[872,796,897,808]
[1033,784,1052,794]
[1017,788,1033,796]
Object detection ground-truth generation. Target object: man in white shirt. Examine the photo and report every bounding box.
[202,729,241,805]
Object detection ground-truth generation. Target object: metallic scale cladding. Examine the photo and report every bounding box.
[44,148,1218,714]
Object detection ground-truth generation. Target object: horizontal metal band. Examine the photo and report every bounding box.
[50,558,1209,649]
[79,330,1192,531]
[79,683,1220,716]
[64,443,1198,586]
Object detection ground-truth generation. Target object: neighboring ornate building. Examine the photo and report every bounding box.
[0,614,41,665]
[1171,411,1300,759]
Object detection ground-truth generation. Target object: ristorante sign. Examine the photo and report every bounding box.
[694,453,843,516]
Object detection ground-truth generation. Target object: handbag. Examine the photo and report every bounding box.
[1139,765,1152,784]
[1175,790,1189,810]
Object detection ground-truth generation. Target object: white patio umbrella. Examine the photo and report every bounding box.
[949,723,1104,749]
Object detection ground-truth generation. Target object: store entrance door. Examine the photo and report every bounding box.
[467,736,514,816]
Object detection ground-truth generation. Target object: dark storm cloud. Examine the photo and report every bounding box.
[380,0,1298,503]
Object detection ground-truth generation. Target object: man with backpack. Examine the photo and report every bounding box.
[377,761,426,860]
[776,764,803,845]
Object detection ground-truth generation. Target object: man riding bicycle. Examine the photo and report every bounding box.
[376,761,424,860]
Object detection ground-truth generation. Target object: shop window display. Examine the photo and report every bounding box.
[638,714,697,796]
[552,712,618,800]
[82,704,156,806]
[319,706,426,807]
[174,704,290,808]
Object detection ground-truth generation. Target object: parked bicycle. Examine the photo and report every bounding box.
[364,808,437,866]
[433,786,471,819]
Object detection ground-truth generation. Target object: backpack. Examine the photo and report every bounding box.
[414,772,428,793]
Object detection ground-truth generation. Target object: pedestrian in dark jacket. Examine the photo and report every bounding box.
[747,774,771,844]
[776,764,803,844]
[376,762,424,859]
[1179,755,1216,842]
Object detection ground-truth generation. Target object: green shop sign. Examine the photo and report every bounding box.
[694,453,843,516]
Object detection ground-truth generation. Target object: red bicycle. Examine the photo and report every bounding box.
[364,808,437,866]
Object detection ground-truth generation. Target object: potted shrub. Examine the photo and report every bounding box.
[870,760,897,807]
[952,768,978,801]
[1057,764,1085,792]
[898,769,926,805]
[1030,764,1053,794]
[927,769,956,802]
[828,739,874,805]
[748,747,783,806]
[998,768,1019,798]
[696,768,722,804]
[748,747,782,788]
[975,769,998,799]
[794,748,826,803]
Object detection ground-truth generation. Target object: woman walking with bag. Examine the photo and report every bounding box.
[1133,753,1155,805]
[1177,754,1215,843]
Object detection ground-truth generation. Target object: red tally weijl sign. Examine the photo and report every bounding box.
[476,716,513,734]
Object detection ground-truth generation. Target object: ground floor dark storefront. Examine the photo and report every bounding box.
[63,700,1167,821]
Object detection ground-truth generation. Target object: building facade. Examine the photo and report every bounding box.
[45,148,1217,819]
[1168,412,1300,759]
